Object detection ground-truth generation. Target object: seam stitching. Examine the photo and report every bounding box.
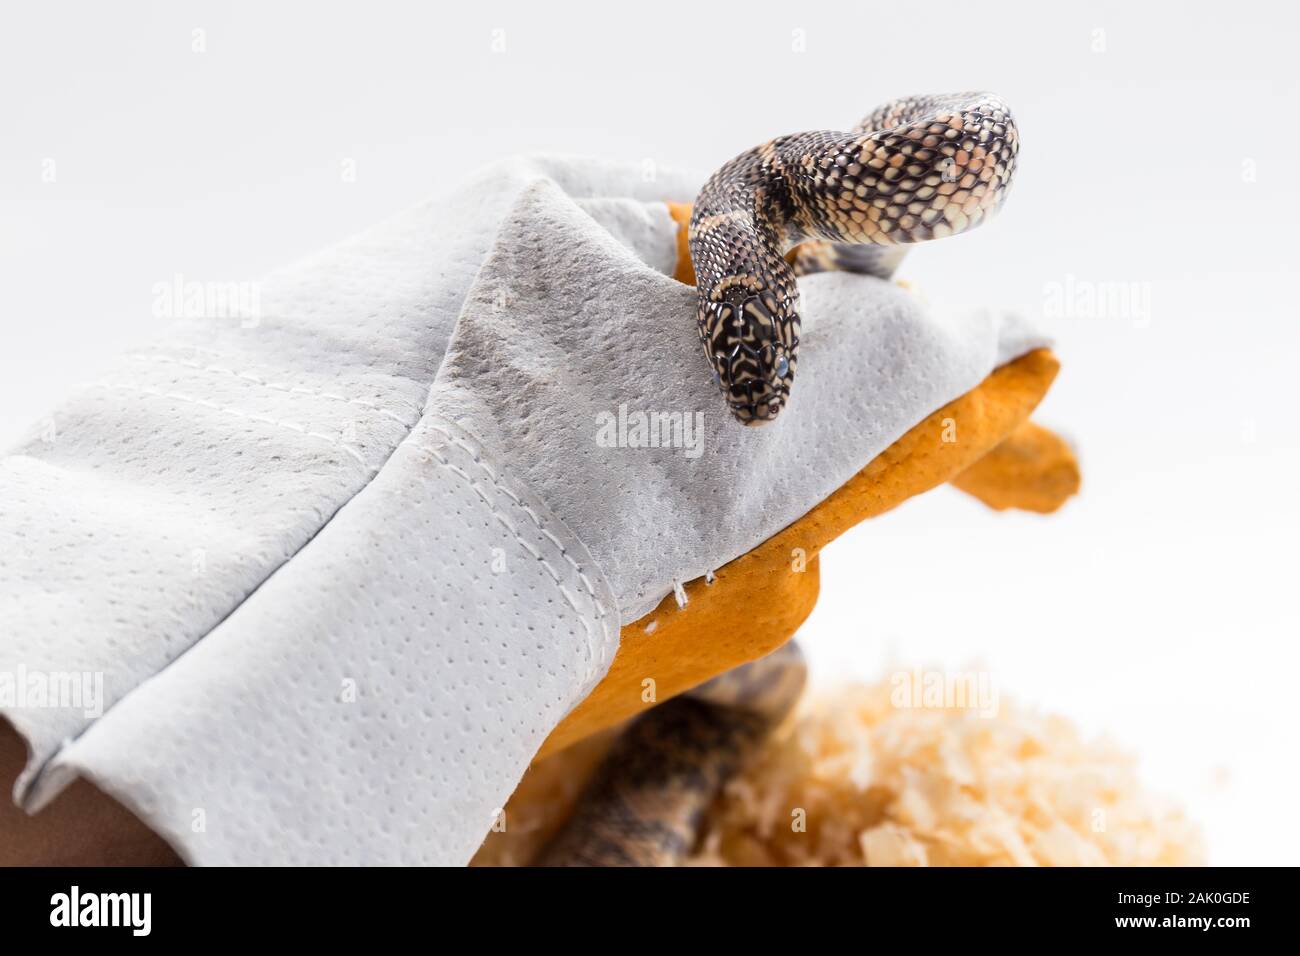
[125,353,423,424]
[80,381,374,470]
[407,428,611,684]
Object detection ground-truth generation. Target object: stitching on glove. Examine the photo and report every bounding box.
[125,353,423,424]
[411,437,606,685]
[78,381,372,470]
[16,376,615,810]
[422,421,608,633]
[409,435,610,684]
[406,421,614,686]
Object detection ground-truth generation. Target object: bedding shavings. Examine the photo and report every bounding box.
[474,676,1203,866]
[685,680,1203,867]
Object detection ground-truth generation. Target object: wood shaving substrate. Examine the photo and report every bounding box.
[474,679,1204,866]
[686,682,1203,866]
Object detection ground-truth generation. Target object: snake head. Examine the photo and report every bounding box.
[698,286,799,426]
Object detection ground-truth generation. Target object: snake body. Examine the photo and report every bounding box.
[535,643,806,867]
[688,93,1019,425]
[532,98,1020,864]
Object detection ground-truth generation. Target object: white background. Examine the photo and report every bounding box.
[2,1,1296,864]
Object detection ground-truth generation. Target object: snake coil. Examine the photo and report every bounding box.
[688,93,1019,425]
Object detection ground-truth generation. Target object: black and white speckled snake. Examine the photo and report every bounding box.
[535,643,806,867]
[688,93,1019,425]
[533,95,1019,865]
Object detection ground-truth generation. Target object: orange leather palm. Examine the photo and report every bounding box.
[539,345,1065,757]
[538,202,1074,757]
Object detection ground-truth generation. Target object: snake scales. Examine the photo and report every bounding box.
[689,92,1019,424]
[535,643,806,867]
[533,94,1018,865]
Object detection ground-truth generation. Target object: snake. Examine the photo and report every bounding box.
[531,97,1020,864]
[535,642,806,867]
[688,92,1019,425]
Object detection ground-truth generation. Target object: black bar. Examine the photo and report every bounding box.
[0,866,1281,941]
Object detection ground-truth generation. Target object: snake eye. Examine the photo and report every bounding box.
[774,354,789,378]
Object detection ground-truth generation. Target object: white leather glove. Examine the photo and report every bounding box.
[0,156,1045,864]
